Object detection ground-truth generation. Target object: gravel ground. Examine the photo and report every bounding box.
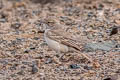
[0,0,120,80]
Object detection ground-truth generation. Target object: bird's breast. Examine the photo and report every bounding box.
[44,36,68,53]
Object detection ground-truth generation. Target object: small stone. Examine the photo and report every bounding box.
[84,65,92,70]
[30,47,36,50]
[115,44,120,48]
[45,58,52,64]
[17,70,24,75]
[0,18,6,22]
[110,27,118,36]
[84,41,116,51]
[22,62,30,65]
[11,22,22,29]
[0,12,7,22]
[88,12,94,17]
[10,64,17,70]
[103,78,112,80]
[24,50,29,53]
[31,65,38,74]
[69,64,80,69]
[34,37,40,40]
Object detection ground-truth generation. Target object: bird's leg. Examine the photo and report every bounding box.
[80,52,93,63]
[74,50,93,63]
[53,51,63,64]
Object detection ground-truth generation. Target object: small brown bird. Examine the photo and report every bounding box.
[44,25,93,62]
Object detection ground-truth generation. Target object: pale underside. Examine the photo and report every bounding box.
[44,28,93,62]
[46,28,83,52]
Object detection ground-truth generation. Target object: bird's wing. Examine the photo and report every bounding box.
[46,29,82,51]
[46,28,92,62]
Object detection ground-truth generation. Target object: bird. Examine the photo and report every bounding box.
[43,24,93,62]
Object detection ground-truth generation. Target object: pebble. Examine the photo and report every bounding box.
[109,27,118,36]
[34,37,40,40]
[45,58,52,64]
[69,64,80,69]
[84,41,116,51]
[17,70,24,75]
[30,47,36,50]
[83,65,92,70]
[31,65,38,74]
[24,50,29,53]
[0,18,6,22]
[11,22,22,29]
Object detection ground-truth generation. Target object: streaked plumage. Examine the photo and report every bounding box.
[44,26,92,62]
